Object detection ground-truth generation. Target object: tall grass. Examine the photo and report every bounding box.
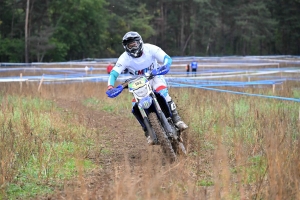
[0,83,107,199]
[0,78,299,199]
[170,82,300,199]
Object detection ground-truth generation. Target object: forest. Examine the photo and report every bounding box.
[0,0,299,62]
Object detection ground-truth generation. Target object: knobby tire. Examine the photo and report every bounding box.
[148,112,176,163]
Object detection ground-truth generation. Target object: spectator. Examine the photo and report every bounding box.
[106,63,113,74]
[190,60,198,76]
[186,64,190,75]
[85,66,89,75]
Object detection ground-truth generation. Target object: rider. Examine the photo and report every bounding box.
[106,31,188,144]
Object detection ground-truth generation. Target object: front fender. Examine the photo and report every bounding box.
[138,96,153,109]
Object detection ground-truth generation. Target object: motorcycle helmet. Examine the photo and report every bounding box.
[122,31,143,58]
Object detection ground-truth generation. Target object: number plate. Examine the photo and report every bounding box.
[128,77,147,90]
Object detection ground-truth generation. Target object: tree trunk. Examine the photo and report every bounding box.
[161,2,166,49]
[10,0,17,38]
[182,32,192,55]
[180,3,185,55]
[25,0,30,63]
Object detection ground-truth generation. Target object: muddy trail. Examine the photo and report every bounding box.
[42,97,196,200]
[0,81,211,200]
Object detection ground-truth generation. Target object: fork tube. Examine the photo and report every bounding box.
[151,95,162,112]
[139,105,157,143]
[138,105,147,118]
[151,95,173,135]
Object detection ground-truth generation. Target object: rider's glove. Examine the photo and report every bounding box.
[106,85,123,98]
[151,65,169,76]
[107,85,114,90]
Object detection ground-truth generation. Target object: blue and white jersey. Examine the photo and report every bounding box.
[113,43,166,75]
[190,61,198,69]
[108,44,170,86]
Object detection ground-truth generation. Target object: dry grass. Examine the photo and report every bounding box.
[0,71,300,199]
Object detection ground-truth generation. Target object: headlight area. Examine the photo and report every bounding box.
[133,85,148,98]
[138,96,153,109]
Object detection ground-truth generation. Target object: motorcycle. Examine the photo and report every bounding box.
[106,72,187,163]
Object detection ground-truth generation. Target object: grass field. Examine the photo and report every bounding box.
[0,63,300,199]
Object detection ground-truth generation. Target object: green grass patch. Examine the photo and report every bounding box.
[82,96,132,113]
[196,179,214,186]
[0,95,100,199]
[292,89,300,98]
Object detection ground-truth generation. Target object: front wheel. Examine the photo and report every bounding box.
[172,139,187,156]
[148,112,176,163]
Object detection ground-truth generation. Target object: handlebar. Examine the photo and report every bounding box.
[106,73,155,98]
[121,73,154,89]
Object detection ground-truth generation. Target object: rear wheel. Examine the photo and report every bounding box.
[148,112,176,163]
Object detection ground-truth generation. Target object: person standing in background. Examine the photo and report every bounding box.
[107,63,113,74]
[186,64,190,76]
[190,60,198,76]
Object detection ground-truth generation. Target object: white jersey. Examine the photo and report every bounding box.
[113,43,167,75]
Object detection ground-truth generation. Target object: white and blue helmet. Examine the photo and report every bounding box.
[122,31,143,58]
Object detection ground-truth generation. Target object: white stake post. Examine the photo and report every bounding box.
[20,73,22,92]
[85,66,88,75]
[38,75,44,92]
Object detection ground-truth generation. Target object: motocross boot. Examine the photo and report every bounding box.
[143,127,154,145]
[168,101,188,131]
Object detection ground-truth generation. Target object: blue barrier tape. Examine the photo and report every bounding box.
[0,62,299,103]
[169,81,300,103]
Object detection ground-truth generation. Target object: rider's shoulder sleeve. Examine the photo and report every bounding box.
[112,53,128,74]
[145,44,172,68]
[145,43,166,63]
[107,53,129,86]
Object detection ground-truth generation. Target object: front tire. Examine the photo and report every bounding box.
[148,112,176,163]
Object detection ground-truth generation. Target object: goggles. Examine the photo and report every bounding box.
[126,40,139,50]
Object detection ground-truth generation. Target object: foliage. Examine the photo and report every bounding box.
[0,37,24,62]
[0,0,299,62]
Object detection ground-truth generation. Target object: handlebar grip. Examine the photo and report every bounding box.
[121,82,129,89]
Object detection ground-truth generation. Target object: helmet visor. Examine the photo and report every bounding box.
[126,40,140,50]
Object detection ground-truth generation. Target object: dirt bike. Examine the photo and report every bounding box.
[106,73,187,163]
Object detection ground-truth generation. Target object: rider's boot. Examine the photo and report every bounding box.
[143,127,154,145]
[168,101,188,131]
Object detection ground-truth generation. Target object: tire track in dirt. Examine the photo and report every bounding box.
[43,98,166,199]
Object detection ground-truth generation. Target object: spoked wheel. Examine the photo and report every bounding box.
[148,112,177,163]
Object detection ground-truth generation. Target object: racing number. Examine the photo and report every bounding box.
[135,81,142,86]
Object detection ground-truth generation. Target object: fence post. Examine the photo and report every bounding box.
[20,73,23,92]
[38,75,44,92]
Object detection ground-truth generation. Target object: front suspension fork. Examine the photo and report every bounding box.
[139,106,158,144]
[151,95,174,137]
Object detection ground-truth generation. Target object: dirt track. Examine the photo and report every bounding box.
[43,97,192,199]
[1,81,211,199]
[30,77,216,200]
